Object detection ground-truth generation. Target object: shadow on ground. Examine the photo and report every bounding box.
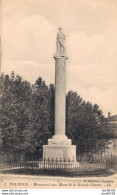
[1,168,116,177]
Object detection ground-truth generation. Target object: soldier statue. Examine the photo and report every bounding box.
[56,28,66,55]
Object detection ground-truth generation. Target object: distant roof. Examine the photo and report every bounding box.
[108,115,117,121]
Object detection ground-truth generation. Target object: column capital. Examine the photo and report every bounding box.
[53,53,68,60]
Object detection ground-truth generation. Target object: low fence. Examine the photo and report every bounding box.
[0,154,116,177]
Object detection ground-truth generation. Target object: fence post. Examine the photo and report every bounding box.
[111,153,113,169]
[19,159,21,173]
[44,158,45,170]
[60,158,61,170]
[64,158,66,172]
[52,158,53,170]
[68,158,70,175]
[56,158,57,169]
[106,157,108,170]
[32,157,33,171]
[48,158,49,169]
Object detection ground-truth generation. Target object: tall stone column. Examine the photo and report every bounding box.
[53,56,67,139]
[43,28,76,161]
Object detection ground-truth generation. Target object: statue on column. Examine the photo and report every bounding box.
[56,28,66,56]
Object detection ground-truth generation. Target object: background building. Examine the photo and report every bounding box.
[104,113,117,155]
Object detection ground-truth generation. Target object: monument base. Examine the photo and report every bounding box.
[43,143,76,161]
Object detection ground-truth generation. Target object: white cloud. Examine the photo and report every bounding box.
[66,31,117,91]
[65,31,117,116]
[1,1,117,116]
[67,31,117,66]
[1,60,54,85]
[1,15,56,63]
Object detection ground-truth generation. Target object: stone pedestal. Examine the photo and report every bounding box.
[43,136,76,161]
[42,54,76,161]
[43,145,76,161]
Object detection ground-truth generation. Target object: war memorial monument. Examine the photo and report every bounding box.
[43,28,76,161]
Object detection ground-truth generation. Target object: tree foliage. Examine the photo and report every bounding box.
[0,72,113,158]
[66,91,111,154]
[22,78,54,158]
[0,72,32,157]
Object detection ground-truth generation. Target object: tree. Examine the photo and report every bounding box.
[0,74,55,159]
[22,77,52,158]
[66,91,111,155]
[0,72,114,158]
[0,72,32,158]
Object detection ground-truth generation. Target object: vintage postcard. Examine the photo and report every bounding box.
[0,0,117,190]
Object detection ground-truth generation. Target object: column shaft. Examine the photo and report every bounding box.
[54,57,67,137]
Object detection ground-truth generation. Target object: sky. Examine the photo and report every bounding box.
[1,0,117,116]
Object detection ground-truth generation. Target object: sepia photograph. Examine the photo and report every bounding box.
[0,0,117,190]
